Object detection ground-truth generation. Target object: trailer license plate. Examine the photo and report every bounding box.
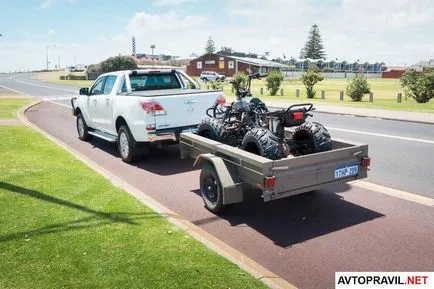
[335,165,358,179]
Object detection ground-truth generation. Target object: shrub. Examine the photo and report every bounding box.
[99,56,137,73]
[400,68,434,103]
[231,72,249,94]
[346,74,371,101]
[265,71,284,96]
[210,81,223,90]
[322,67,334,72]
[301,68,324,98]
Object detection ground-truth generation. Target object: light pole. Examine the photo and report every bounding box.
[150,44,156,68]
[46,44,56,71]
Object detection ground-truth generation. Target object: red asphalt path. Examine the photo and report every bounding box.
[25,102,434,289]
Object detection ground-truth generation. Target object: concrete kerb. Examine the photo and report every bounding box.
[17,101,297,289]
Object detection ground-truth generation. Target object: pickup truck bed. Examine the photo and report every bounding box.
[180,132,369,213]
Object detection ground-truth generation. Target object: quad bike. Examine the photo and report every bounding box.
[197,73,332,160]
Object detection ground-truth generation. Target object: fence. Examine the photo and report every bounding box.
[283,71,382,79]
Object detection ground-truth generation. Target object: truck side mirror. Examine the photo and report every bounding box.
[79,88,89,95]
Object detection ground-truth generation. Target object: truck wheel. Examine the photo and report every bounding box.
[117,125,139,163]
[197,117,233,144]
[291,122,332,156]
[241,128,284,160]
[76,113,92,141]
[200,164,224,214]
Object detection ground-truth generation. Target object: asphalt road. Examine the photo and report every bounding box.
[2,73,434,198]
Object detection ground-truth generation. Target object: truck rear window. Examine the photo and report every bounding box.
[130,73,181,91]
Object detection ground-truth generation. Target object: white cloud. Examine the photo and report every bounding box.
[38,0,53,9]
[47,29,56,36]
[153,0,195,6]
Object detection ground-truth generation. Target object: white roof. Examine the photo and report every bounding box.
[229,56,288,68]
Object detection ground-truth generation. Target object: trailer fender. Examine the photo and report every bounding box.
[194,153,244,205]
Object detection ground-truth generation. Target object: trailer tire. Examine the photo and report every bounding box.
[291,122,332,156]
[197,117,232,144]
[200,164,224,214]
[76,113,92,141]
[241,128,284,160]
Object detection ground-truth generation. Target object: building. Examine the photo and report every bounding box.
[186,53,288,77]
[284,58,386,73]
[408,59,434,71]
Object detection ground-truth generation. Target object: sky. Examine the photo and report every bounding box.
[0,0,433,72]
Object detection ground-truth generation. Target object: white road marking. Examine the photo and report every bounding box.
[327,126,434,145]
[15,80,77,93]
[351,181,434,207]
[45,100,71,109]
[0,84,33,97]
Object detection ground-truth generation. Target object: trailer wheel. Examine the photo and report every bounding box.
[197,117,232,144]
[76,113,92,141]
[200,164,224,214]
[241,128,284,160]
[291,122,332,156]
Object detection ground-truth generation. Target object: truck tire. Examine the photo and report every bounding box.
[117,125,140,163]
[76,113,92,141]
[197,117,233,144]
[291,122,332,156]
[241,128,284,160]
[200,164,224,214]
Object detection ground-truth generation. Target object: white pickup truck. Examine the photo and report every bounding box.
[72,69,225,163]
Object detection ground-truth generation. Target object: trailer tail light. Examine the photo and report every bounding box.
[361,156,371,167]
[264,176,276,188]
[216,95,226,105]
[140,101,167,116]
[292,112,304,120]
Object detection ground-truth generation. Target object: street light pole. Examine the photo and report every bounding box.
[150,44,156,68]
[46,45,56,71]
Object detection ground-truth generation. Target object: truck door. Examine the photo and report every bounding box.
[88,76,106,129]
[97,75,117,133]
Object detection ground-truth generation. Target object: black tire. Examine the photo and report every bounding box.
[117,125,140,163]
[241,128,284,160]
[291,122,332,156]
[197,117,233,144]
[200,164,224,214]
[76,113,92,141]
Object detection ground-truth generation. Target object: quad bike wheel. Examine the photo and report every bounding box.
[241,127,285,160]
[197,117,233,144]
[291,122,332,156]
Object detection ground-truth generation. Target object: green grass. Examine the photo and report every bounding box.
[203,78,433,112]
[0,98,33,119]
[0,126,267,289]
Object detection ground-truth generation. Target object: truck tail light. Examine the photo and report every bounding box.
[146,124,156,131]
[140,101,167,116]
[361,156,371,167]
[292,112,304,120]
[264,176,276,188]
[216,95,226,105]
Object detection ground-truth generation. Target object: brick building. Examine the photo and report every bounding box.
[186,53,288,77]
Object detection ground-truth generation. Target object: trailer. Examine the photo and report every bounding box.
[180,132,370,214]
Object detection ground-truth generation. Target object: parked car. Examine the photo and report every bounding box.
[72,69,225,163]
[200,71,226,82]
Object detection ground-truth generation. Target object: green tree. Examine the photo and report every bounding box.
[266,71,284,96]
[346,74,371,101]
[231,72,249,95]
[300,24,326,59]
[205,37,216,54]
[400,68,434,103]
[99,56,137,73]
[301,68,324,98]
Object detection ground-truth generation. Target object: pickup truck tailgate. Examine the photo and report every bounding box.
[152,90,222,130]
[272,139,368,196]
